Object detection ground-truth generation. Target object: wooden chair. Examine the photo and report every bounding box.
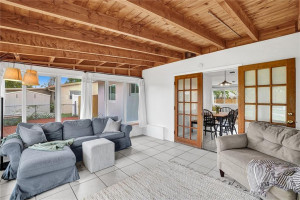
[203,109,218,140]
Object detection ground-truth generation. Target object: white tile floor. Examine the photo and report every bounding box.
[0,135,237,200]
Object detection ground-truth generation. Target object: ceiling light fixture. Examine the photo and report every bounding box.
[219,71,232,86]
[3,62,22,82]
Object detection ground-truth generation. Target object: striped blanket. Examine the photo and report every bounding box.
[247,159,300,197]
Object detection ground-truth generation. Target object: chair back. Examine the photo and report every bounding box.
[203,109,214,124]
[220,107,232,113]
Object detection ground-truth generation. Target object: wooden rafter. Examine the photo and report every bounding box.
[123,0,225,49]
[216,0,258,41]
[298,0,300,31]
[0,10,182,60]
[48,56,55,66]
[0,29,167,64]
[0,43,155,67]
[1,0,201,54]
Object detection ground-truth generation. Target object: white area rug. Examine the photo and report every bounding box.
[87,162,258,200]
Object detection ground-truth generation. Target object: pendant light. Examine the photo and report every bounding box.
[3,62,22,82]
[219,71,231,86]
[22,62,39,86]
[23,69,39,86]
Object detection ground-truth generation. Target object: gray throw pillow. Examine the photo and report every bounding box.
[19,125,47,147]
[103,118,121,133]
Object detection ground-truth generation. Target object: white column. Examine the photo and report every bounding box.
[55,76,61,122]
[104,81,109,116]
[21,70,27,122]
[123,83,128,123]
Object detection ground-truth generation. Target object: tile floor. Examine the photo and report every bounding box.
[0,135,239,200]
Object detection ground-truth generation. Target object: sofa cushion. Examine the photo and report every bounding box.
[16,122,63,141]
[92,116,118,135]
[219,148,290,170]
[98,132,124,140]
[18,146,76,179]
[247,122,300,165]
[63,119,93,140]
[71,136,98,149]
[19,125,47,147]
[42,122,63,141]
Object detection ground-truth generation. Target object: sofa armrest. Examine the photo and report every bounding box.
[216,134,248,153]
[121,124,132,138]
[1,138,24,180]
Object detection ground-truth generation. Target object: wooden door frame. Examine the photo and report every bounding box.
[174,73,203,148]
[238,58,296,133]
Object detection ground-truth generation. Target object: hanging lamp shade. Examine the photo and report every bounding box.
[23,69,39,86]
[3,67,22,82]
[218,71,232,86]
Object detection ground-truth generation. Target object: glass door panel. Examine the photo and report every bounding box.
[175,74,203,147]
[238,59,295,133]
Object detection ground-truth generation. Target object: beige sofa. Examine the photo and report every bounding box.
[216,121,300,200]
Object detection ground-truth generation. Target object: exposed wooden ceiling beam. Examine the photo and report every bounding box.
[123,0,225,49]
[0,10,182,60]
[0,29,167,64]
[76,59,84,65]
[1,0,201,54]
[3,59,142,77]
[298,0,300,31]
[0,43,155,67]
[216,0,258,41]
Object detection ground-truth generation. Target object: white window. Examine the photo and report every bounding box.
[109,84,116,101]
[213,88,238,105]
[69,90,81,99]
[129,83,139,95]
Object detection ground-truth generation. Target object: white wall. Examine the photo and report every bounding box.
[143,33,300,141]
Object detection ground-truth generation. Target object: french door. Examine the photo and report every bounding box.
[238,58,296,133]
[175,73,203,148]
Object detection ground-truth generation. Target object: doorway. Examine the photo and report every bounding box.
[174,73,203,148]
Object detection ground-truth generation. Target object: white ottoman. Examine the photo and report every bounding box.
[82,138,115,173]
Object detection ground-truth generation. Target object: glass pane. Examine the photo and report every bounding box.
[4,80,22,137]
[245,88,256,103]
[178,79,183,90]
[258,105,270,122]
[258,87,270,103]
[272,106,286,123]
[185,79,190,90]
[178,91,183,102]
[107,81,124,120]
[126,83,138,121]
[191,78,197,89]
[272,66,286,84]
[257,68,270,85]
[185,91,190,102]
[185,103,190,114]
[191,91,197,102]
[191,116,198,128]
[272,86,286,104]
[245,70,256,86]
[178,103,183,114]
[184,115,190,127]
[191,103,197,115]
[27,76,56,123]
[245,105,256,120]
[225,90,238,104]
[191,128,197,141]
[178,115,183,126]
[184,128,190,139]
[213,90,224,104]
[178,126,183,137]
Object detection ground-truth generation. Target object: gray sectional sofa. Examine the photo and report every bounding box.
[216,121,300,200]
[1,116,132,200]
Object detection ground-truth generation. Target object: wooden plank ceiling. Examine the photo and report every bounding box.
[0,0,299,77]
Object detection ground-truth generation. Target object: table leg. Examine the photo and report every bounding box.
[220,117,223,136]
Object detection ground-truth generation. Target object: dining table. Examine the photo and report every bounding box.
[212,111,229,136]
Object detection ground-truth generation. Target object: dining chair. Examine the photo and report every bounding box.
[220,109,238,135]
[219,107,232,113]
[203,109,218,140]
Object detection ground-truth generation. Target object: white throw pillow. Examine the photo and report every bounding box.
[103,118,121,133]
